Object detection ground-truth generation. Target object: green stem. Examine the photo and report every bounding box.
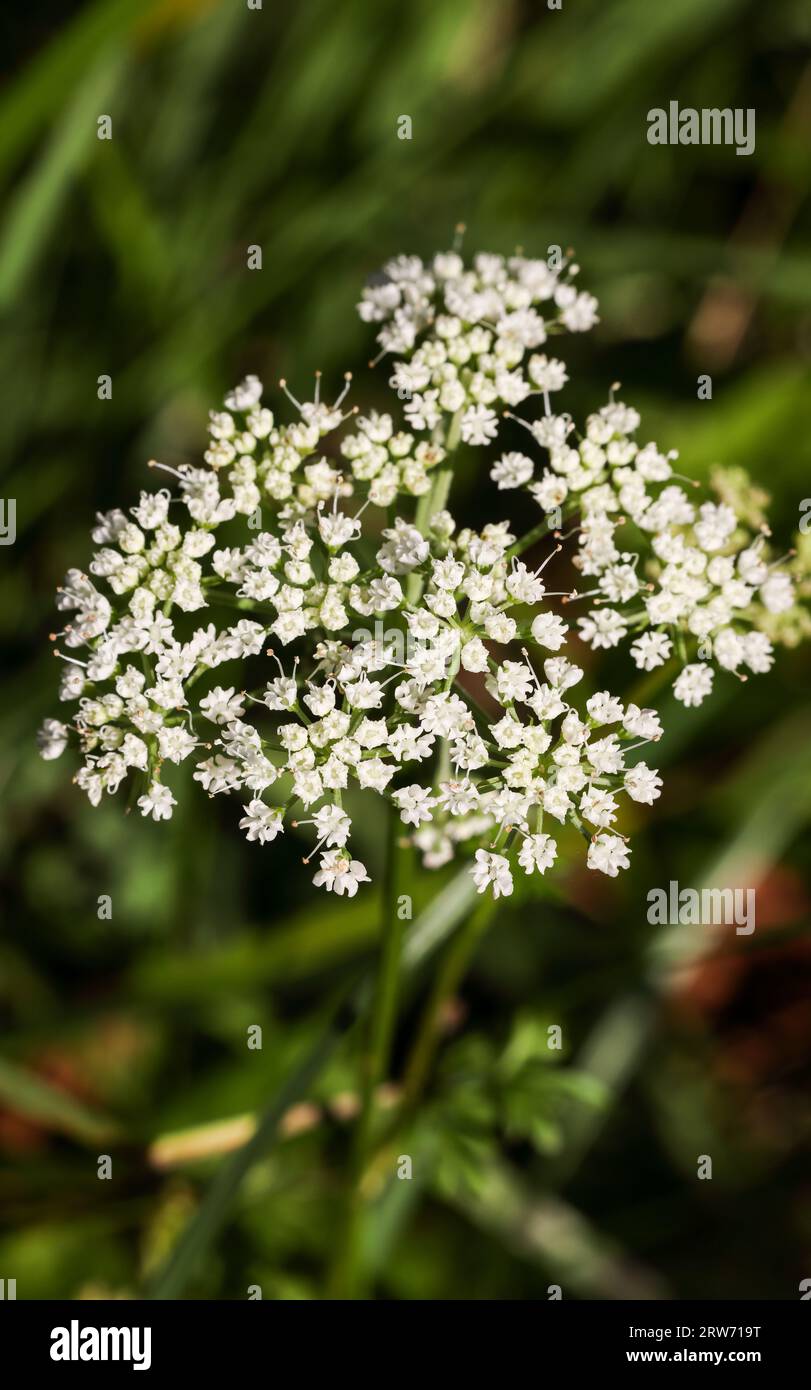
[626,654,681,706]
[357,816,404,1146]
[338,882,496,1254]
[143,862,479,1300]
[330,809,405,1297]
[445,408,463,453]
[408,466,454,604]
[401,892,497,1114]
[506,517,555,560]
[406,407,462,602]
[200,587,266,611]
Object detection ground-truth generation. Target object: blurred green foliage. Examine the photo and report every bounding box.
[1,0,810,1299]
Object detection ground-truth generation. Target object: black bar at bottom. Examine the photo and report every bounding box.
[0,1298,806,1378]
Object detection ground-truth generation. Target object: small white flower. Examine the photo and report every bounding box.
[138,782,176,822]
[312,851,371,897]
[579,788,618,827]
[585,735,624,777]
[531,612,568,651]
[490,451,534,489]
[518,833,557,875]
[560,291,599,332]
[713,627,745,672]
[623,704,662,740]
[587,833,630,876]
[471,848,514,898]
[496,660,533,704]
[311,803,351,847]
[577,608,628,650]
[437,780,480,816]
[738,546,769,585]
[760,573,794,614]
[356,758,395,791]
[528,354,568,391]
[742,631,774,674]
[624,763,662,804]
[225,374,264,411]
[318,509,360,549]
[630,631,672,671]
[158,726,197,764]
[544,657,583,690]
[393,784,436,826]
[673,663,714,708]
[239,799,284,843]
[561,710,588,745]
[378,519,430,575]
[404,391,441,432]
[460,636,490,673]
[37,718,69,760]
[199,686,246,724]
[490,713,525,750]
[586,691,624,725]
[694,502,737,552]
[460,404,499,446]
[303,683,336,718]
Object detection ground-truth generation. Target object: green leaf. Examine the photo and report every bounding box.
[0,1058,121,1144]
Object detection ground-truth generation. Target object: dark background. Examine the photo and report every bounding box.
[1,0,810,1299]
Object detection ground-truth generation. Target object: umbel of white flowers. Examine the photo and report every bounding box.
[39,246,803,899]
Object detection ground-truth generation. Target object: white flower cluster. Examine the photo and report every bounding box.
[340,412,448,506]
[358,247,597,452]
[500,393,796,706]
[39,244,803,898]
[356,246,800,707]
